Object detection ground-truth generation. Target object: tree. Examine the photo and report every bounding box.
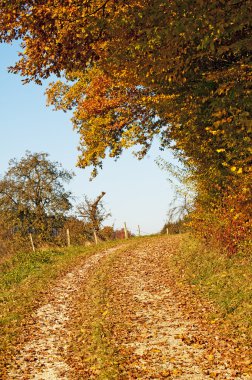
[0,1,251,250]
[1,1,250,176]
[0,151,74,240]
[77,192,111,238]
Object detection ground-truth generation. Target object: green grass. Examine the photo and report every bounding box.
[0,240,122,376]
[172,235,252,340]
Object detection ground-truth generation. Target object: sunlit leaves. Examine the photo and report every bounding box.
[0,0,251,248]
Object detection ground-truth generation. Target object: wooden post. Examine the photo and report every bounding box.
[138,225,141,236]
[166,227,169,235]
[66,228,71,247]
[29,233,35,252]
[94,230,98,245]
[124,222,128,239]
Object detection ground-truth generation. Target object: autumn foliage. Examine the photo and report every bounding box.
[0,0,251,252]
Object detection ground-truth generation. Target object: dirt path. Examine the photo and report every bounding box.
[7,238,251,379]
[7,247,120,380]
[101,239,250,379]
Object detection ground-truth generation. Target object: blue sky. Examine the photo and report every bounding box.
[0,42,177,234]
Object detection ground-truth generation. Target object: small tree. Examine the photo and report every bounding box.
[0,151,74,241]
[77,192,111,239]
[157,157,196,235]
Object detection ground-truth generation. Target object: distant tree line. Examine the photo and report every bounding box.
[0,152,124,257]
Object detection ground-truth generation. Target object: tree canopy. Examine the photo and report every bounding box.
[0,151,74,238]
[1,1,251,171]
[1,0,250,177]
[1,0,251,250]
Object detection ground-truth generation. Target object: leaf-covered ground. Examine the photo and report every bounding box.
[5,236,252,379]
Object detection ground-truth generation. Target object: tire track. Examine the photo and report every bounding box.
[8,247,120,380]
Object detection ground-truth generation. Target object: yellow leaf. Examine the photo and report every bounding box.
[172,369,182,375]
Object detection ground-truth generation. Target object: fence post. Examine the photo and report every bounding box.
[124,222,128,239]
[166,227,169,235]
[138,225,141,236]
[93,230,98,245]
[29,233,35,252]
[66,228,71,247]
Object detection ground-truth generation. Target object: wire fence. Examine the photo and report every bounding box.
[0,221,163,260]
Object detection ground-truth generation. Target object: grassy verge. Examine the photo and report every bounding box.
[0,240,122,376]
[172,235,252,341]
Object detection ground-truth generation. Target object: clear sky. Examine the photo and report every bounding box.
[0,42,178,235]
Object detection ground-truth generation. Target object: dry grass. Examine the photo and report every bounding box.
[172,235,252,341]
